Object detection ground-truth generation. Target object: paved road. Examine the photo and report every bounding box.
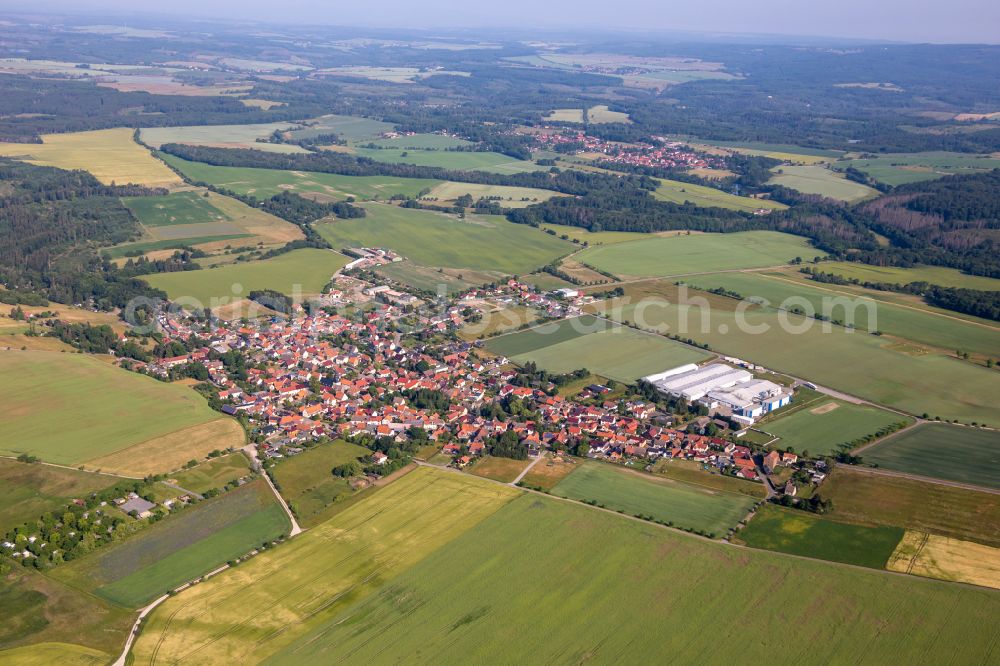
[511,454,543,486]
[244,444,303,536]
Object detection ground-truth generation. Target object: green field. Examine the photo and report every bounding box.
[835,152,1000,186]
[130,468,518,663]
[0,352,226,465]
[695,139,841,163]
[425,181,561,207]
[140,123,308,154]
[738,505,904,568]
[486,314,610,356]
[653,178,787,212]
[377,261,502,294]
[160,154,441,201]
[51,480,289,607]
[821,467,1000,548]
[143,248,349,306]
[768,165,880,202]
[265,492,1000,664]
[551,461,755,535]
[270,440,372,525]
[123,191,229,227]
[170,453,250,495]
[861,424,1000,489]
[103,234,252,258]
[351,146,544,174]
[0,460,123,533]
[684,271,1000,357]
[285,114,394,142]
[816,261,1000,292]
[575,231,815,278]
[597,282,1000,424]
[368,133,472,149]
[316,204,572,274]
[760,397,908,456]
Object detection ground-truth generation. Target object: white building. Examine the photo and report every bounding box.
[644,363,792,424]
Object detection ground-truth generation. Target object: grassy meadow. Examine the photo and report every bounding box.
[0,128,181,187]
[284,114,394,142]
[468,456,532,483]
[767,165,879,202]
[816,261,1000,292]
[738,505,904,568]
[316,204,572,274]
[130,468,518,664]
[425,181,561,207]
[269,440,371,525]
[51,480,288,608]
[264,492,1000,664]
[835,152,1000,186]
[760,397,908,455]
[143,248,349,306]
[140,123,309,154]
[0,352,231,466]
[551,461,755,536]
[351,146,544,174]
[653,178,787,212]
[169,453,250,495]
[575,231,814,278]
[0,460,124,532]
[160,154,442,201]
[860,424,1000,489]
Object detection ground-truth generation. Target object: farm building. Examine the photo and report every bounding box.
[644,363,792,425]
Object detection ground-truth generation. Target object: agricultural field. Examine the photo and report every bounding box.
[575,230,815,279]
[424,181,561,207]
[50,479,289,608]
[888,531,1000,590]
[691,140,840,164]
[586,104,631,123]
[540,222,655,245]
[368,133,472,149]
[767,165,879,202]
[544,108,585,123]
[820,467,1000,548]
[143,247,349,307]
[265,492,1000,664]
[551,461,756,535]
[652,458,768,499]
[860,424,1000,489]
[123,191,229,227]
[284,114,395,142]
[0,352,236,468]
[757,397,909,456]
[517,453,579,490]
[684,271,1000,357]
[0,460,124,532]
[377,261,502,294]
[316,204,572,274]
[269,440,372,525]
[653,178,787,212]
[169,453,251,495]
[351,146,544,174]
[130,468,518,664]
[141,123,309,154]
[0,128,181,187]
[487,315,710,382]
[458,304,542,340]
[468,455,532,483]
[0,568,133,661]
[737,505,904,568]
[594,281,1000,424]
[160,154,442,201]
[834,152,1000,186]
[314,66,469,83]
[814,261,1000,292]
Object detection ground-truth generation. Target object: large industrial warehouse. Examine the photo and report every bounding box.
[644,363,793,425]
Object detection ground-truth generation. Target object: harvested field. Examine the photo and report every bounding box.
[887,531,1000,589]
[518,453,579,490]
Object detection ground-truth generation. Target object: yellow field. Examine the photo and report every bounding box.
[0,643,109,666]
[888,531,1000,590]
[545,108,585,123]
[83,418,245,476]
[0,129,182,187]
[130,468,518,664]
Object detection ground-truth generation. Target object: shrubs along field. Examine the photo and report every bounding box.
[50,479,289,608]
[140,123,310,154]
[264,492,1000,664]
[551,461,756,536]
[758,396,908,456]
[575,231,815,278]
[813,261,1000,292]
[130,468,518,664]
[143,248,350,306]
[0,460,124,534]
[315,203,573,275]
[834,152,1000,186]
[737,505,904,569]
[0,352,235,467]
[767,165,879,202]
[860,424,1000,489]
[652,179,787,212]
[268,439,372,526]
[169,453,251,495]
[350,146,544,174]
[0,128,182,187]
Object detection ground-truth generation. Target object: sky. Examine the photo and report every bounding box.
[8,0,1000,43]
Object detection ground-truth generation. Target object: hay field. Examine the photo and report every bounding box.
[888,531,1000,589]
[141,123,309,154]
[161,154,440,201]
[315,204,572,274]
[0,129,181,187]
[860,424,1000,489]
[130,468,518,664]
[143,248,349,307]
[586,104,631,123]
[0,352,233,467]
[768,165,879,202]
[425,181,561,207]
[594,282,1000,423]
[576,231,814,278]
[265,492,1000,664]
[552,461,755,536]
[544,108,585,123]
[653,178,787,212]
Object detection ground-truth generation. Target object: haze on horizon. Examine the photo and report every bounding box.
[5,0,1000,44]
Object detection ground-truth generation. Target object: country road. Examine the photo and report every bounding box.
[244,444,303,536]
